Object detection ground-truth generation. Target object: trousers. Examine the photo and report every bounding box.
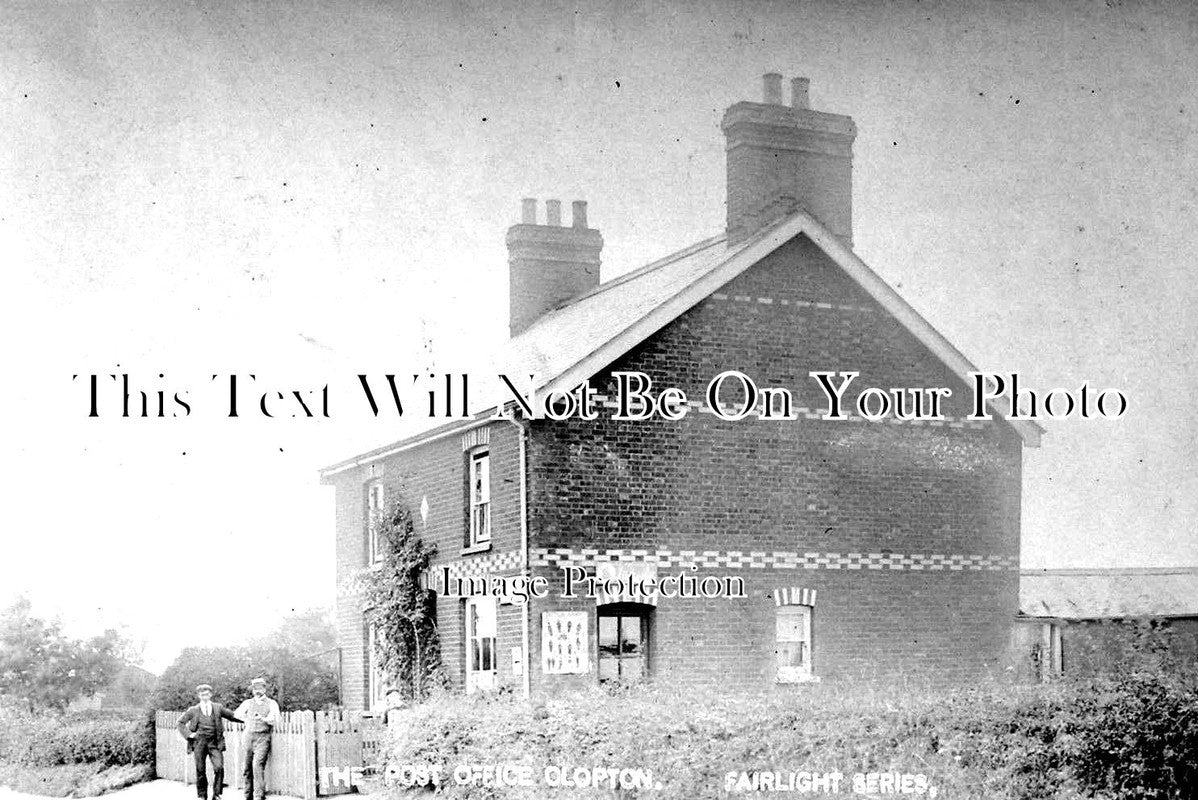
[192,737,224,799]
[242,732,271,800]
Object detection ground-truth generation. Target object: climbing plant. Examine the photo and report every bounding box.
[361,495,445,702]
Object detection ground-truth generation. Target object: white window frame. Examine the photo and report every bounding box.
[468,449,491,546]
[367,482,385,564]
[367,623,391,709]
[465,597,497,693]
[776,605,815,683]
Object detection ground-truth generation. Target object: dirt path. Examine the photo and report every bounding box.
[0,780,304,800]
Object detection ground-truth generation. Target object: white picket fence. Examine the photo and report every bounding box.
[155,710,386,799]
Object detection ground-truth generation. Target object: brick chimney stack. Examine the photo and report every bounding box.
[722,73,857,245]
[506,198,603,337]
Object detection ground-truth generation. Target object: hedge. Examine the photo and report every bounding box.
[386,669,1198,800]
[0,705,154,769]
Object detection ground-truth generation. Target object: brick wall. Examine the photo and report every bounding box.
[327,420,527,709]
[330,460,368,712]
[526,234,1023,689]
[330,232,1024,698]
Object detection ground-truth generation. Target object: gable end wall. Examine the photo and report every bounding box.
[527,235,1022,689]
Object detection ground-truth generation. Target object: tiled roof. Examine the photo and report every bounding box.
[1020,568,1198,619]
[321,210,1041,476]
[494,233,732,396]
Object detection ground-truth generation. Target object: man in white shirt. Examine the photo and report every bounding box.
[234,677,281,800]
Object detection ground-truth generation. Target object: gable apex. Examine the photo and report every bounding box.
[516,210,1041,447]
[321,209,1040,479]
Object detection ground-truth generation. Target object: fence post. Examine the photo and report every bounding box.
[301,710,317,800]
[155,711,164,781]
[155,710,188,783]
[313,711,326,797]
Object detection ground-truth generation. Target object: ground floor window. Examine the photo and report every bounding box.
[367,622,391,708]
[465,597,497,693]
[598,604,651,684]
[775,605,813,682]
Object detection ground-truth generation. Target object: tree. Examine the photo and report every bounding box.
[0,597,130,711]
[151,644,339,712]
[252,609,336,656]
[103,664,157,709]
[361,496,444,702]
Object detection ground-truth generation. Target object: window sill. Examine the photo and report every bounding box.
[777,674,821,684]
[460,541,493,556]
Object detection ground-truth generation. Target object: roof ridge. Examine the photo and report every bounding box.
[565,233,727,304]
[534,219,794,324]
[1023,567,1198,576]
[322,208,1044,478]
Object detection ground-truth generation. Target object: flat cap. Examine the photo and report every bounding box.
[195,684,213,693]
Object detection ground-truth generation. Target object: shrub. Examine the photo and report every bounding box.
[385,673,1198,800]
[0,704,153,768]
[1066,669,1198,799]
[388,683,1047,800]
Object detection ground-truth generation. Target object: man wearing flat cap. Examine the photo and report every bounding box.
[234,677,281,800]
[177,684,243,800]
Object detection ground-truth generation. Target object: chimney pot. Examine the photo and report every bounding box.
[791,77,810,110]
[506,199,603,337]
[723,74,857,245]
[763,73,783,105]
[521,198,537,224]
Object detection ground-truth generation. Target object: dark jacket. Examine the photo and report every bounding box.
[178,702,242,753]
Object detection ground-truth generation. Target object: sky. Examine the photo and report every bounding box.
[1,0,1195,673]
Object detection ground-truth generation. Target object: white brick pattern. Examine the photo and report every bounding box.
[531,547,1017,572]
[710,291,874,314]
[585,392,989,430]
[339,546,1017,596]
[774,587,817,606]
[337,549,523,597]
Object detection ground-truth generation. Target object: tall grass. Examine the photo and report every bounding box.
[385,669,1197,799]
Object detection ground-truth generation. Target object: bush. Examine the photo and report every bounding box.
[389,683,1034,800]
[385,673,1198,800]
[1067,669,1198,799]
[0,704,154,769]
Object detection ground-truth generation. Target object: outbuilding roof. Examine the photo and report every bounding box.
[1020,567,1198,619]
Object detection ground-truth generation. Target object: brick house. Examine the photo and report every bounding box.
[321,74,1041,710]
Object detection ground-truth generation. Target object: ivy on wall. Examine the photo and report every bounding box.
[361,495,446,702]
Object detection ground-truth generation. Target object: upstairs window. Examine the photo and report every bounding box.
[366,482,385,564]
[367,622,391,709]
[468,449,491,546]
